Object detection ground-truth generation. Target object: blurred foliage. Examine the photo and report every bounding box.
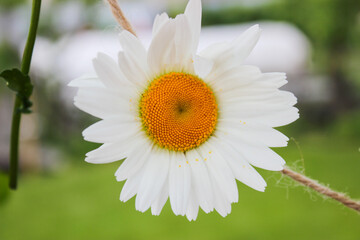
[0,43,20,97]
[329,110,360,138]
[0,173,9,204]
[0,0,99,8]
[0,42,20,73]
[0,0,26,9]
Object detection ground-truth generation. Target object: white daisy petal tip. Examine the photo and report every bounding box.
[118,29,135,40]
[245,24,262,37]
[193,55,214,78]
[84,156,101,164]
[184,0,202,52]
[68,75,101,88]
[228,24,262,62]
[152,12,170,36]
[93,52,108,64]
[251,24,261,31]
[71,0,299,221]
[68,79,79,87]
[186,215,197,222]
[185,0,202,13]
[151,209,161,216]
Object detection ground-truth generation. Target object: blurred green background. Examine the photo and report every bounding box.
[0,0,359,239]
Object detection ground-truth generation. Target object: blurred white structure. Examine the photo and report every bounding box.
[201,22,310,74]
[33,21,311,76]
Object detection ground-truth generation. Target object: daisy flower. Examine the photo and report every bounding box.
[69,0,298,221]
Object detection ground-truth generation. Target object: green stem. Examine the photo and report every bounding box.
[21,0,41,75]
[9,97,21,189]
[9,0,41,189]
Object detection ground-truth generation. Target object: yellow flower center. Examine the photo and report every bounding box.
[139,72,218,152]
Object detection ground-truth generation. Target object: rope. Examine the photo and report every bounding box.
[281,167,360,212]
[105,0,137,36]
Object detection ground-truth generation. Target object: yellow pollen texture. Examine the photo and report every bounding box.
[139,72,218,152]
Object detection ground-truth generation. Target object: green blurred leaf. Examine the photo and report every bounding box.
[0,68,33,113]
[0,172,10,205]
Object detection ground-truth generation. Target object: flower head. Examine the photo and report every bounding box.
[70,0,298,221]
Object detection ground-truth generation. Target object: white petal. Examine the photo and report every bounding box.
[220,104,299,128]
[218,79,297,106]
[215,129,285,170]
[85,133,143,164]
[68,75,103,88]
[152,12,170,37]
[259,72,288,88]
[135,148,169,212]
[231,24,261,63]
[199,25,261,68]
[218,79,298,128]
[120,169,143,202]
[185,149,214,213]
[118,52,146,90]
[74,87,135,119]
[193,55,213,79]
[197,141,238,203]
[118,31,147,64]
[118,31,148,88]
[198,142,234,217]
[147,15,193,75]
[212,137,267,192]
[93,52,133,92]
[169,152,191,216]
[199,42,229,62]
[211,182,232,217]
[184,0,202,53]
[221,89,297,108]
[173,15,194,69]
[250,107,299,127]
[148,20,175,75]
[151,180,169,216]
[237,144,285,171]
[115,139,153,181]
[208,65,261,90]
[217,120,289,147]
[186,188,199,221]
[83,117,141,143]
[85,143,126,164]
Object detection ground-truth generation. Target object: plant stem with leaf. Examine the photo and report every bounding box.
[9,0,41,189]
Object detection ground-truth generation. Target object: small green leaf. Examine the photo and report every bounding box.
[0,68,33,113]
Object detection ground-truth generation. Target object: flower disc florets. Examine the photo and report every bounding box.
[139,72,218,152]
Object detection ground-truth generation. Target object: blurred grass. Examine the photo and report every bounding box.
[0,131,359,240]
